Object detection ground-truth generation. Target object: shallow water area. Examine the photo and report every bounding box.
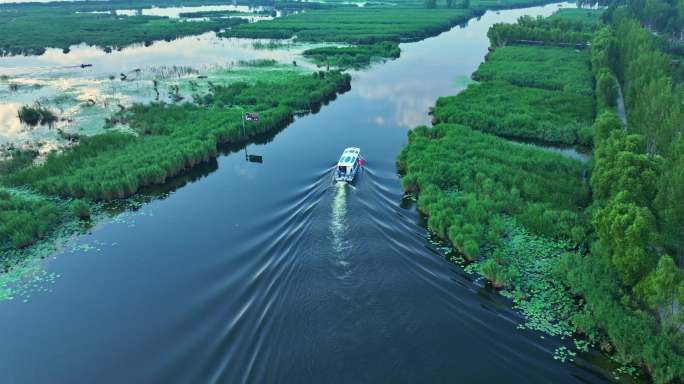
[0,32,320,153]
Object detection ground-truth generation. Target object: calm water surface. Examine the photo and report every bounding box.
[0,3,611,383]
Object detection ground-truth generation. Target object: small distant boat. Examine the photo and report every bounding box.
[334,147,362,182]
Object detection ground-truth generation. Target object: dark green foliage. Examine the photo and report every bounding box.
[594,68,617,111]
[612,14,684,156]
[432,81,594,145]
[557,9,684,381]
[222,7,474,44]
[621,0,684,37]
[560,251,684,383]
[71,199,90,220]
[635,255,683,328]
[6,71,351,200]
[0,6,246,55]
[656,139,684,260]
[303,41,400,69]
[235,59,278,67]
[398,124,589,259]
[17,105,57,126]
[588,27,617,75]
[488,14,600,47]
[474,45,593,95]
[592,110,621,144]
[0,189,63,251]
[403,9,684,380]
[591,131,661,208]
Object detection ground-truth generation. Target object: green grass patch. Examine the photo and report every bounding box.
[488,13,600,47]
[397,124,589,260]
[303,41,401,69]
[0,188,67,253]
[473,45,593,95]
[17,105,58,126]
[547,8,604,25]
[432,81,594,145]
[221,7,474,44]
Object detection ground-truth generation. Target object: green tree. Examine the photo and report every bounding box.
[425,0,437,8]
[593,110,621,144]
[656,139,684,261]
[591,132,660,206]
[594,195,658,287]
[595,68,618,111]
[71,199,90,220]
[635,255,683,328]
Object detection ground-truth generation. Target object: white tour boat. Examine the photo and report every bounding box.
[334,147,362,182]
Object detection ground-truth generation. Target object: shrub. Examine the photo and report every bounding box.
[71,199,90,220]
[18,105,57,126]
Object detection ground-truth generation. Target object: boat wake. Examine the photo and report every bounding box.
[330,182,352,275]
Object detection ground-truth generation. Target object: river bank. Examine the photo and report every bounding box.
[399,7,683,382]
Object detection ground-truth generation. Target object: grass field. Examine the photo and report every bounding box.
[432,80,594,145]
[222,7,475,43]
[547,8,604,24]
[473,45,593,95]
[303,42,401,69]
[397,123,589,259]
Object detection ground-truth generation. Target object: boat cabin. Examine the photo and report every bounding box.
[335,147,362,182]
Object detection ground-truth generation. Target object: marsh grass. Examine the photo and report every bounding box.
[18,105,58,126]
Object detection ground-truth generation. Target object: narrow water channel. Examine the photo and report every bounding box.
[0,3,613,383]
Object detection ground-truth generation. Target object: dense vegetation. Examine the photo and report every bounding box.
[303,41,401,69]
[557,7,684,382]
[398,124,589,259]
[221,7,475,43]
[17,105,58,126]
[0,5,246,55]
[487,12,601,46]
[432,14,598,146]
[4,70,351,200]
[402,6,684,382]
[473,45,593,94]
[0,188,66,255]
[610,0,684,37]
[433,79,594,145]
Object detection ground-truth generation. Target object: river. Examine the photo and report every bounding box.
[0,3,614,383]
